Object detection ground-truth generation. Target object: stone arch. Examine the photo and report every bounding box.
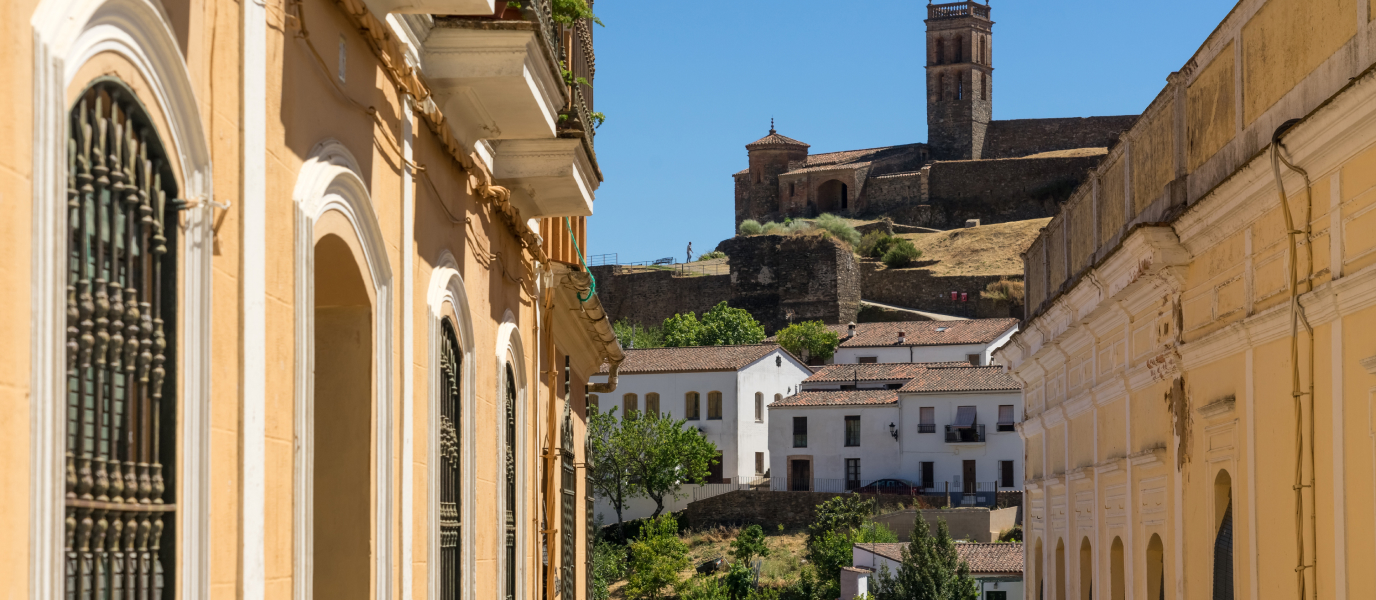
[1110,536,1125,600]
[1056,538,1067,600]
[817,179,848,213]
[426,251,478,600]
[30,0,214,594]
[1146,533,1165,600]
[1035,537,1045,600]
[1079,537,1093,600]
[292,139,394,600]
[954,35,964,62]
[1213,469,1234,600]
[496,315,530,600]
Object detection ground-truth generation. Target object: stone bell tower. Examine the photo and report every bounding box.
[926,1,993,160]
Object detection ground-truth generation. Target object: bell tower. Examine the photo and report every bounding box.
[926,1,993,160]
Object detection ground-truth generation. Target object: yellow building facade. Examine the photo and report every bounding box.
[0,0,621,598]
[997,1,1376,599]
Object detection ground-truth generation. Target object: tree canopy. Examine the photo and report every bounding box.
[775,320,841,363]
[870,516,979,600]
[622,412,720,516]
[662,302,766,348]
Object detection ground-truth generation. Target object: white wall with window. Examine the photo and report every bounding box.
[589,345,811,521]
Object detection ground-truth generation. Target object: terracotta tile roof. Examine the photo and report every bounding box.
[856,542,1023,575]
[897,365,1021,393]
[597,344,791,375]
[805,362,969,383]
[768,389,898,408]
[746,129,810,150]
[767,319,1017,348]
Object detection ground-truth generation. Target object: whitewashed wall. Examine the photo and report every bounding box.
[898,390,1023,490]
[851,547,1024,600]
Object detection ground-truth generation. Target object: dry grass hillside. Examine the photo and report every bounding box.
[895,217,1050,277]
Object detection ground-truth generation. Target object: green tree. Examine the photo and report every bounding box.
[730,525,771,565]
[614,318,664,349]
[662,302,766,348]
[587,405,639,539]
[625,514,690,600]
[662,312,702,347]
[699,302,766,346]
[881,238,922,268]
[591,537,628,600]
[870,517,979,600]
[622,412,720,516]
[775,321,841,363]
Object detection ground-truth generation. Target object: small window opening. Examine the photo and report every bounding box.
[955,35,963,62]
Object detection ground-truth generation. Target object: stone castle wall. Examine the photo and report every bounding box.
[981,115,1138,159]
[859,261,1021,319]
[718,234,862,334]
[587,265,731,327]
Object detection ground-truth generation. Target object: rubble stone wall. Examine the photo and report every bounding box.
[587,266,731,327]
[718,234,862,334]
[859,261,1021,319]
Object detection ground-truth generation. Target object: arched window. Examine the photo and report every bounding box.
[938,73,947,101]
[755,392,764,422]
[817,179,847,213]
[955,35,963,62]
[440,320,464,599]
[979,36,986,64]
[623,393,639,418]
[1110,537,1125,600]
[1036,538,1045,600]
[1213,471,1234,600]
[685,392,701,420]
[504,364,519,600]
[645,392,660,417]
[935,37,945,64]
[982,72,989,100]
[1056,538,1067,600]
[65,80,181,595]
[1147,534,1165,600]
[789,182,796,196]
[1079,538,1093,600]
[707,391,724,420]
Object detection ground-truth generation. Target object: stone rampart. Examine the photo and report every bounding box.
[718,234,862,334]
[860,261,1021,319]
[915,154,1104,229]
[981,115,1138,159]
[587,265,731,327]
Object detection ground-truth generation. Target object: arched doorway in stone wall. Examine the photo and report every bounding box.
[817,179,848,213]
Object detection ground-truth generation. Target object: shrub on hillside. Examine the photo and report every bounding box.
[697,250,728,261]
[813,213,861,247]
[625,514,690,600]
[981,279,1025,305]
[857,231,899,258]
[738,220,764,235]
[881,238,921,268]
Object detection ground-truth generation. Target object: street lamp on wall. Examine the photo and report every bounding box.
[889,422,898,440]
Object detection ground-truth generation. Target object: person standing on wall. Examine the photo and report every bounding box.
[686,241,693,263]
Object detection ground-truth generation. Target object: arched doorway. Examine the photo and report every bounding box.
[817,179,848,213]
[1036,538,1045,600]
[1147,534,1165,600]
[1079,538,1093,600]
[1056,538,1067,600]
[1213,471,1234,600]
[313,231,374,600]
[1110,537,1125,600]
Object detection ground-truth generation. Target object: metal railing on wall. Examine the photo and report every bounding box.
[691,477,770,502]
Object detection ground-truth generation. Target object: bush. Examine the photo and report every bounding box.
[774,321,840,363]
[731,525,771,565]
[812,213,861,247]
[881,238,921,268]
[614,319,664,349]
[857,231,899,259]
[626,514,690,600]
[739,220,764,236]
[592,538,629,600]
[981,279,1026,305]
[698,250,728,261]
[662,312,703,347]
[663,302,765,347]
[997,524,1023,543]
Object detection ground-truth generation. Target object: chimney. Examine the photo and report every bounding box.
[847,322,856,339]
[897,330,906,344]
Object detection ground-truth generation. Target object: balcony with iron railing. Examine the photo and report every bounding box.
[945,424,986,443]
[928,1,990,20]
[917,423,937,434]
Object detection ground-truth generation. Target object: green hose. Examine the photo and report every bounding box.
[564,216,595,302]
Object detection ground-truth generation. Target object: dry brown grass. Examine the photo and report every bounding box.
[606,525,812,599]
[890,217,1051,277]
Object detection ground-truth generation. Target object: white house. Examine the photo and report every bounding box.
[768,364,1022,498]
[844,542,1024,600]
[810,319,1018,365]
[589,344,811,521]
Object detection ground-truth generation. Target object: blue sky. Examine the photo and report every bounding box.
[582,0,1239,263]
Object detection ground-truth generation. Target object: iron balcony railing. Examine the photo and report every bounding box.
[945,424,986,443]
[996,421,1016,432]
[692,477,770,502]
[928,1,990,19]
[917,423,937,434]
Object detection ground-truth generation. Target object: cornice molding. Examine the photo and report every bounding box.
[1197,396,1237,418]
[1129,447,1167,467]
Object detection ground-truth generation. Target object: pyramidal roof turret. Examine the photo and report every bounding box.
[746,121,809,150]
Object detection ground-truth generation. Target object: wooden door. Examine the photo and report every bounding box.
[791,459,811,491]
[963,460,977,493]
